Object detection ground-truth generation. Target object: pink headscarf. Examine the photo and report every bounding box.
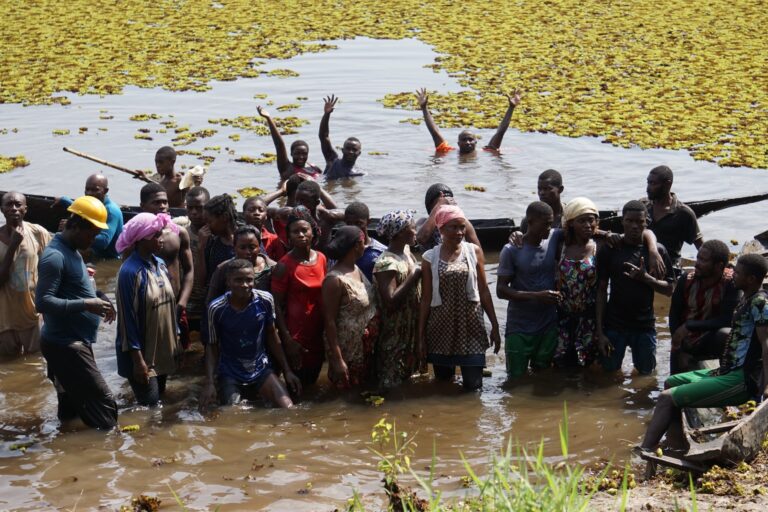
[116,212,179,253]
[434,205,467,229]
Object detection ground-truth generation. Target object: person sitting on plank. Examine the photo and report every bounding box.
[319,94,365,180]
[668,239,739,374]
[55,174,124,260]
[643,165,703,269]
[201,258,300,408]
[638,253,768,454]
[257,106,322,181]
[415,88,521,156]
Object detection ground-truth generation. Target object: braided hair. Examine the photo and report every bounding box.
[205,194,239,232]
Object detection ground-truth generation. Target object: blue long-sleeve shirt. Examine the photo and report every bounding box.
[59,195,123,259]
[35,233,101,345]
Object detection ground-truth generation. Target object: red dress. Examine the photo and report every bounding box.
[262,227,286,261]
[271,251,327,369]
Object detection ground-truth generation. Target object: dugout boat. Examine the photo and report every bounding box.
[3,191,768,253]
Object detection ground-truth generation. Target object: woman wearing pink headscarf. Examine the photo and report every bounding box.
[418,205,500,391]
[115,213,181,406]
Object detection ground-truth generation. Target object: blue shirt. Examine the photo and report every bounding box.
[497,229,563,335]
[115,252,173,378]
[35,233,101,345]
[204,290,276,384]
[357,238,387,282]
[324,158,364,180]
[60,195,123,259]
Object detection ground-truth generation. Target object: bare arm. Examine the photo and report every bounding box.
[177,229,194,308]
[595,278,611,356]
[496,274,560,303]
[319,95,339,165]
[322,273,348,386]
[475,245,500,353]
[623,256,674,296]
[258,106,292,179]
[265,324,301,396]
[417,259,432,366]
[485,90,521,151]
[416,88,446,148]
[375,267,422,311]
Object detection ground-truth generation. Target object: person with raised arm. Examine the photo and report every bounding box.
[257,105,322,181]
[416,88,521,155]
[319,94,365,179]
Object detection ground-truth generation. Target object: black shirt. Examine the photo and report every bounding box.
[597,241,675,331]
[642,194,701,267]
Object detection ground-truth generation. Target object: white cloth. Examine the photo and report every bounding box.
[423,241,480,307]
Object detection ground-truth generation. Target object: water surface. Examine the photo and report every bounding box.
[0,37,763,510]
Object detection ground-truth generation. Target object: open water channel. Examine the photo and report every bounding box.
[1,37,766,510]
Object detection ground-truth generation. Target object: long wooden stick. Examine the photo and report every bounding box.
[62,147,149,180]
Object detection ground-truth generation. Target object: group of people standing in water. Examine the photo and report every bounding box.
[1,92,766,461]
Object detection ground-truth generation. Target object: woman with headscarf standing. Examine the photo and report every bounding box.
[271,206,327,386]
[115,213,181,406]
[322,226,378,389]
[373,210,422,389]
[553,198,601,368]
[419,205,500,391]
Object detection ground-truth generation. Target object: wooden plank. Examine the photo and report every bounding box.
[637,451,709,474]
[693,420,740,436]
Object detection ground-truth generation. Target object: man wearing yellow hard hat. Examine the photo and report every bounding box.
[35,196,119,430]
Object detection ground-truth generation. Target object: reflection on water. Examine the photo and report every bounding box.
[0,36,756,510]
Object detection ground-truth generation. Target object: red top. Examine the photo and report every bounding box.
[271,251,327,369]
[262,227,286,262]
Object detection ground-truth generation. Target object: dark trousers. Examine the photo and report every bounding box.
[670,327,730,375]
[433,365,484,391]
[128,375,168,406]
[41,339,118,430]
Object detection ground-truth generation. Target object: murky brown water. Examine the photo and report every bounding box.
[0,37,761,510]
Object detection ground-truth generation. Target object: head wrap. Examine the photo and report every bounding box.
[563,197,598,223]
[116,212,179,253]
[180,165,207,190]
[326,225,364,260]
[377,209,416,240]
[286,205,319,246]
[434,205,467,229]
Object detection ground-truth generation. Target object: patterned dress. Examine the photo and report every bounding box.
[325,268,378,386]
[426,254,488,366]
[554,254,598,367]
[373,247,422,388]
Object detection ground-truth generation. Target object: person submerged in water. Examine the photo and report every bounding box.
[319,94,365,180]
[257,105,322,181]
[416,88,522,156]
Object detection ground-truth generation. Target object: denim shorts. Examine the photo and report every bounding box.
[601,328,656,375]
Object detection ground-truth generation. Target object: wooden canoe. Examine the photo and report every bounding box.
[3,191,767,253]
[639,399,768,477]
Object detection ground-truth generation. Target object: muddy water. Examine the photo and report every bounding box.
[0,37,762,510]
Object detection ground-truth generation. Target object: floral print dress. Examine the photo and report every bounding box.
[555,254,598,367]
[373,247,422,389]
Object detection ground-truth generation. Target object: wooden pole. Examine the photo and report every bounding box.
[62,147,150,181]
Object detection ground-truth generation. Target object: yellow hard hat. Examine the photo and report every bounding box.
[67,195,108,230]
